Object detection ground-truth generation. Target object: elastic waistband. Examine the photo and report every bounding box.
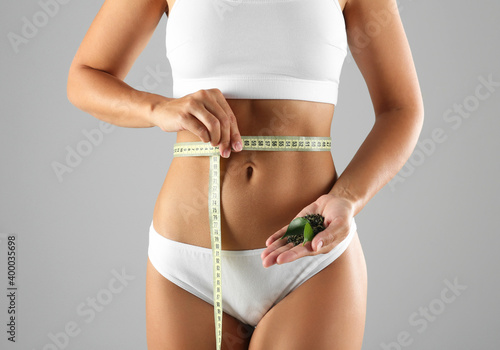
[149,217,357,257]
[149,220,267,257]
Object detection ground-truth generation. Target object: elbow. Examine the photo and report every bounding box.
[413,96,425,133]
[67,63,90,111]
[376,102,424,126]
[374,99,425,145]
[402,102,425,139]
[403,100,425,144]
[409,86,425,131]
[379,95,425,131]
[406,99,424,134]
[66,66,81,109]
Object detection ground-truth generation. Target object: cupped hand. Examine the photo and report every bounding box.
[261,193,356,268]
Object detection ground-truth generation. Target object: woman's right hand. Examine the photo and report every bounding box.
[151,88,243,158]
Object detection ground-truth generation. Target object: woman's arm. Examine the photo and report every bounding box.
[67,0,242,157]
[329,0,424,215]
[67,0,168,128]
[261,0,423,265]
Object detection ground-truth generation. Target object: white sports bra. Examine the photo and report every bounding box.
[166,0,347,105]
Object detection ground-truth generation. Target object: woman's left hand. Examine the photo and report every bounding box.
[261,193,356,268]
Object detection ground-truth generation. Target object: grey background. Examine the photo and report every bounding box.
[1,0,499,349]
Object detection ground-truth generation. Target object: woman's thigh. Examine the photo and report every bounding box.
[248,232,367,350]
[146,258,254,350]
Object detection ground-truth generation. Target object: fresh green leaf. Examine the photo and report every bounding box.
[302,223,315,245]
[281,217,312,239]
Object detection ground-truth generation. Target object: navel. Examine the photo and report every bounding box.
[246,165,254,179]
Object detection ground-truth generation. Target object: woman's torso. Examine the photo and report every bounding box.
[153,0,345,249]
[152,99,338,250]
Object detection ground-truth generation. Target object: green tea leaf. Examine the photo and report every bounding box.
[281,217,312,239]
[302,223,315,245]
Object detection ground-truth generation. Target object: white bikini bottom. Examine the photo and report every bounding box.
[147,217,357,327]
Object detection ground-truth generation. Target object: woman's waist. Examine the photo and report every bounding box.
[170,144,335,187]
[154,181,336,250]
[154,151,337,249]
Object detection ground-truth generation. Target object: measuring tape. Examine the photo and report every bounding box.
[173,135,331,350]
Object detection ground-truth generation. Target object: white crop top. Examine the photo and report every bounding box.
[166,0,347,105]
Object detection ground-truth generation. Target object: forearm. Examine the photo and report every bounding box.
[329,107,424,216]
[67,65,171,128]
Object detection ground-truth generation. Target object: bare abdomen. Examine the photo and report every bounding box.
[152,99,337,250]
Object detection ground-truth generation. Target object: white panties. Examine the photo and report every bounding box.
[147,217,357,327]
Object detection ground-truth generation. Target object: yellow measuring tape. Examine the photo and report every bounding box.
[173,135,331,349]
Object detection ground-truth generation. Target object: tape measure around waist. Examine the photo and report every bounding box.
[172,135,331,350]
